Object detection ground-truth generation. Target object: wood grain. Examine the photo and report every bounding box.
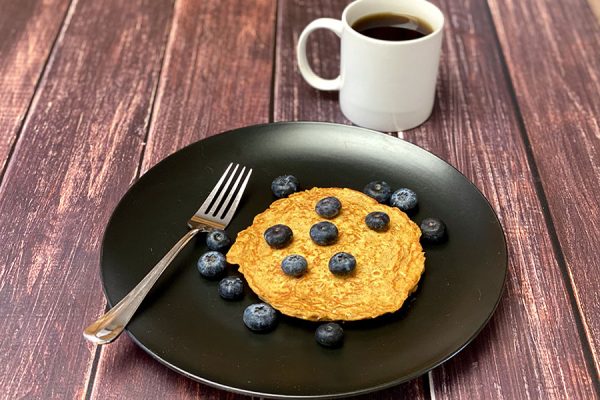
[274,1,424,398]
[0,0,70,175]
[275,0,598,398]
[274,0,350,124]
[89,1,276,398]
[488,0,600,374]
[92,339,258,400]
[406,0,599,397]
[0,0,172,398]
[139,0,277,174]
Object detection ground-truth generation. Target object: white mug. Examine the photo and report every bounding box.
[297,0,444,132]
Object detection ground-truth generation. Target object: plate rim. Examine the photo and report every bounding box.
[99,121,508,399]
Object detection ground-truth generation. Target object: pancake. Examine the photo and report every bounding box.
[227,187,425,321]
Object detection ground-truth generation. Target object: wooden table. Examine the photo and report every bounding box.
[1,0,599,398]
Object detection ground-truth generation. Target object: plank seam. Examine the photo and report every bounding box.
[83,347,102,400]
[132,0,178,180]
[84,1,177,397]
[269,0,280,123]
[426,371,435,400]
[482,0,600,389]
[83,305,108,400]
[0,0,77,190]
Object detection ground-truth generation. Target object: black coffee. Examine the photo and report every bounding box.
[351,13,433,41]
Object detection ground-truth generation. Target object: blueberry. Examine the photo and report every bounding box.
[365,211,390,232]
[309,221,339,246]
[197,251,226,279]
[390,188,418,213]
[420,217,447,243]
[281,254,308,277]
[206,229,232,251]
[271,175,299,198]
[264,224,293,248]
[218,276,244,300]
[243,303,278,332]
[329,252,356,275]
[315,197,342,219]
[315,323,344,348]
[363,181,392,203]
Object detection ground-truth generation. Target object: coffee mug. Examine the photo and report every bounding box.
[297,0,444,131]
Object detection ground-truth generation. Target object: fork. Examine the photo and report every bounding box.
[83,163,252,345]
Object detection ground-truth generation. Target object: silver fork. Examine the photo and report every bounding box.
[83,163,252,345]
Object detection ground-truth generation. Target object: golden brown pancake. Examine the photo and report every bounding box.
[227,187,425,321]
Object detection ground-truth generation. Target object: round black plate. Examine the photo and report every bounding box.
[101,122,507,398]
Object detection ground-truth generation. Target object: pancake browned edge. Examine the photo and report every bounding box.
[227,187,425,321]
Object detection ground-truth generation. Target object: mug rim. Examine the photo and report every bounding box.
[341,0,445,45]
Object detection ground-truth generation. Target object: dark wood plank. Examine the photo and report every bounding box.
[89,0,276,398]
[405,0,599,397]
[139,0,277,174]
[93,339,255,399]
[274,1,424,398]
[275,0,598,398]
[0,0,70,173]
[488,0,600,373]
[274,0,350,124]
[0,0,172,398]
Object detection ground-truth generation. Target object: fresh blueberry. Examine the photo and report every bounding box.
[315,323,344,348]
[206,229,232,251]
[218,276,244,300]
[243,303,278,332]
[328,252,356,275]
[309,221,339,246]
[363,181,392,203]
[197,251,226,279]
[281,254,308,277]
[315,197,342,219]
[420,217,447,243]
[271,175,299,198]
[390,188,418,213]
[365,211,390,232]
[264,224,293,248]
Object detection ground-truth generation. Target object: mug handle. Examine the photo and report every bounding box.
[296,18,343,91]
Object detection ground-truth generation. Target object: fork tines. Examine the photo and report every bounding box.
[195,163,252,226]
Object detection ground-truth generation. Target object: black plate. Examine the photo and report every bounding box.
[101,122,507,398]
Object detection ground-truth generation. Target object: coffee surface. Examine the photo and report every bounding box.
[352,12,433,41]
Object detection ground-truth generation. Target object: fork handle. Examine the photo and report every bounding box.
[83,228,201,344]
